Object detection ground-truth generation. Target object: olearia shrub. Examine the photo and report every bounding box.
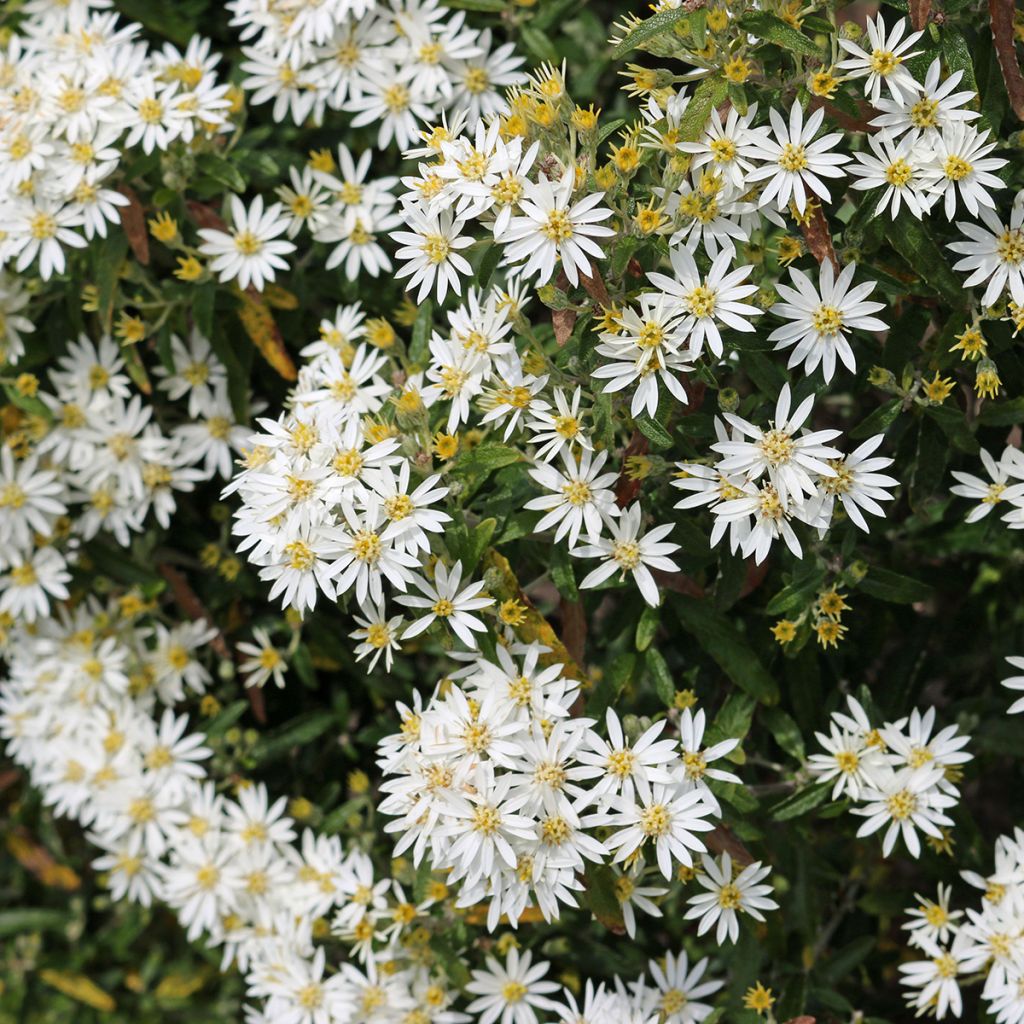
[6,0,1024,1021]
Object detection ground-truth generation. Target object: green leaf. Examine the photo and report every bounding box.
[769,781,831,821]
[596,118,628,147]
[858,566,933,604]
[450,442,522,480]
[0,909,69,938]
[850,399,902,439]
[765,561,826,616]
[910,414,948,511]
[476,244,503,293]
[737,11,823,56]
[520,25,558,62]
[978,397,1024,426]
[253,710,337,763]
[409,299,434,365]
[645,647,674,705]
[94,231,129,333]
[942,29,981,118]
[635,605,660,652]
[531,0,580,31]
[925,405,979,454]
[550,543,579,601]
[677,74,728,143]
[763,706,806,762]
[583,864,625,930]
[706,691,756,746]
[889,212,965,305]
[587,652,636,716]
[195,152,247,194]
[204,699,249,737]
[673,598,779,704]
[611,7,692,58]
[635,412,673,449]
[443,0,505,8]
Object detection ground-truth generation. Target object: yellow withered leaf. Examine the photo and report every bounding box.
[234,288,297,381]
[39,970,116,1012]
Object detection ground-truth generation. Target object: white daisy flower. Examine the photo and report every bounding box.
[746,103,849,214]
[393,208,474,303]
[572,502,682,608]
[646,247,760,359]
[237,627,288,689]
[948,202,1024,307]
[950,446,1024,522]
[525,447,619,546]
[397,560,494,648]
[849,133,936,219]
[837,14,924,103]
[465,947,561,1024]
[713,383,842,505]
[925,123,1008,221]
[684,852,779,944]
[499,169,615,286]
[768,261,887,381]
[197,194,297,291]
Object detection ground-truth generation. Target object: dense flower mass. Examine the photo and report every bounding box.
[3,0,1024,1022]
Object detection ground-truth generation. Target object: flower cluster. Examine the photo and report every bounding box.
[229,0,526,140]
[897,829,1024,1020]
[0,331,256,624]
[0,0,231,283]
[675,386,897,565]
[377,641,777,941]
[809,695,971,859]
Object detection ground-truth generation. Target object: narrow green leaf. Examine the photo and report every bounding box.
[409,299,433,365]
[611,8,692,58]
[254,710,337,763]
[770,782,830,821]
[677,74,728,143]
[857,566,933,604]
[763,706,806,762]
[450,442,522,479]
[889,212,965,305]
[737,11,823,56]
[550,543,579,601]
[850,399,902,439]
[635,412,673,449]
[645,647,674,705]
[195,152,247,193]
[584,864,625,930]
[0,909,70,938]
[673,598,779,704]
[635,605,660,652]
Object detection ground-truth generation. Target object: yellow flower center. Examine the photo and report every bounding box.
[885,789,916,821]
[30,212,57,240]
[811,304,844,335]
[234,230,263,256]
[997,229,1024,266]
[541,209,574,243]
[423,234,451,264]
[717,882,742,909]
[686,284,717,318]
[612,540,642,570]
[884,158,914,188]
[639,803,670,837]
[759,429,795,466]
[909,97,940,128]
[285,540,316,571]
[778,143,808,172]
[869,49,900,75]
